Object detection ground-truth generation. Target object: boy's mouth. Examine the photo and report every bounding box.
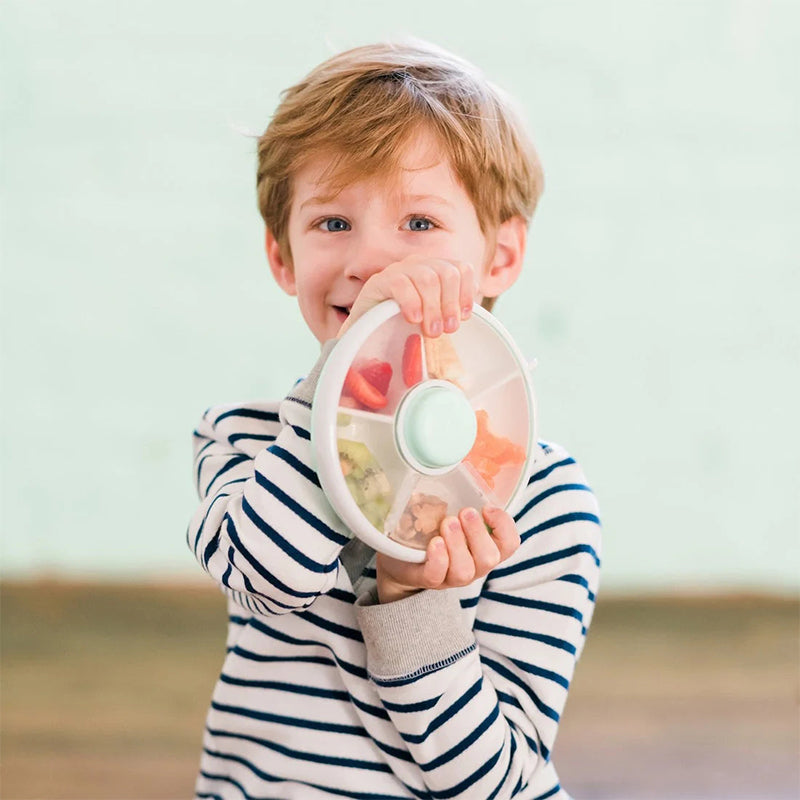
[333,305,351,322]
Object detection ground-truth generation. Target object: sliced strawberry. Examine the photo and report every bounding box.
[343,368,388,410]
[402,334,423,387]
[357,359,393,396]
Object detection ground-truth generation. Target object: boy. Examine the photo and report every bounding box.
[188,40,601,799]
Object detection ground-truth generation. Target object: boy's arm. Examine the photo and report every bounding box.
[355,446,601,799]
[187,340,353,615]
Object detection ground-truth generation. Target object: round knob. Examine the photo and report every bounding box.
[399,383,477,470]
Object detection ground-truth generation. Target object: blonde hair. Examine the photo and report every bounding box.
[256,40,544,312]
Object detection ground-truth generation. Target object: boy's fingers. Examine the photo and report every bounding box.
[483,506,521,561]
[422,536,449,586]
[411,266,443,338]
[441,517,476,585]
[459,507,501,573]
[429,260,464,333]
[455,262,476,319]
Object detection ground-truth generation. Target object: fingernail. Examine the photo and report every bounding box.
[464,507,478,521]
[447,518,461,533]
[410,309,423,323]
[430,319,442,336]
[461,305,472,319]
[444,315,457,332]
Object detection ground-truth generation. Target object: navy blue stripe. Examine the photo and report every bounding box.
[192,489,232,552]
[216,477,248,492]
[195,437,216,458]
[297,609,364,642]
[431,742,503,799]
[241,495,339,574]
[349,693,392,720]
[381,694,442,713]
[218,673,351,701]
[487,731,518,800]
[534,784,562,800]
[401,677,482,744]
[229,644,336,669]
[496,689,523,710]
[481,655,560,723]
[474,619,576,655]
[327,587,357,603]
[254,471,349,547]
[519,512,602,545]
[515,483,592,518]
[214,408,279,425]
[420,703,499,771]
[268,443,321,487]
[558,573,597,602]
[228,432,276,446]
[370,736,416,764]
[490,542,601,579]
[203,453,250,497]
[508,656,570,690]
[224,512,320,600]
[221,546,234,589]
[247,615,369,680]
[526,457,576,485]
[290,423,311,440]
[558,573,589,589]
[481,590,584,622]
[207,726,391,772]
[211,700,368,736]
[201,754,414,800]
[459,595,479,608]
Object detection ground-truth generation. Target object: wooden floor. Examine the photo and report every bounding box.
[1,581,798,799]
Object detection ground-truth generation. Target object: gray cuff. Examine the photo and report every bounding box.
[355,589,475,681]
[286,339,339,406]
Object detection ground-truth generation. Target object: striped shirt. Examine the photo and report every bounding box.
[187,344,602,799]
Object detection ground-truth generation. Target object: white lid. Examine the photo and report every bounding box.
[311,301,537,563]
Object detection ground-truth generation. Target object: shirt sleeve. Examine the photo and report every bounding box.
[354,444,602,799]
[187,339,354,616]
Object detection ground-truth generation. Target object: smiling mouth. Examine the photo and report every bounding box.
[333,306,351,318]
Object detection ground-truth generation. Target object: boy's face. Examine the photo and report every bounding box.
[267,131,524,343]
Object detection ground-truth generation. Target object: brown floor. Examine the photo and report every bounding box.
[1,581,798,799]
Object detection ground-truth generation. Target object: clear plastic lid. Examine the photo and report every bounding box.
[311,301,536,562]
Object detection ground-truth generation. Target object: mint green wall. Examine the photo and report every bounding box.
[2,1,797,591]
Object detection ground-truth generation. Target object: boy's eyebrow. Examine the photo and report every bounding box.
[299,195,338,210]
[403,194,454,207]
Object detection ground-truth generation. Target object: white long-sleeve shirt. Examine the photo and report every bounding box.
[187,341,602,799]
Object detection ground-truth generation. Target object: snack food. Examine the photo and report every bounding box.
[342,359,393,410]
[338,439,393,530]
[464,409,526,489]
[402,334,423,387]
[423,334,463,385]
[392,492,449,547]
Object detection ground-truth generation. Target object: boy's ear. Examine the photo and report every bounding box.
[265,228,297,296]
[479,216,527,300]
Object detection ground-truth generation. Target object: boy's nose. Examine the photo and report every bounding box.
[343,236,400,283]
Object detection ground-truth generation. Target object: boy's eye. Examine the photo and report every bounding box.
[405,217,435,232]
[319,218,350,232]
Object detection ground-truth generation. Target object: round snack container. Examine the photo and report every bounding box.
[311,300,538,563]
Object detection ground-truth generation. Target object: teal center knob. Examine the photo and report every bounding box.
[400,383,478,470]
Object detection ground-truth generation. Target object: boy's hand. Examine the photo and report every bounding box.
[375,506,521,604]
[337,255,476,340]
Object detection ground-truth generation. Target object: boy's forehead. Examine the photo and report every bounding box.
[293,139,460,208]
